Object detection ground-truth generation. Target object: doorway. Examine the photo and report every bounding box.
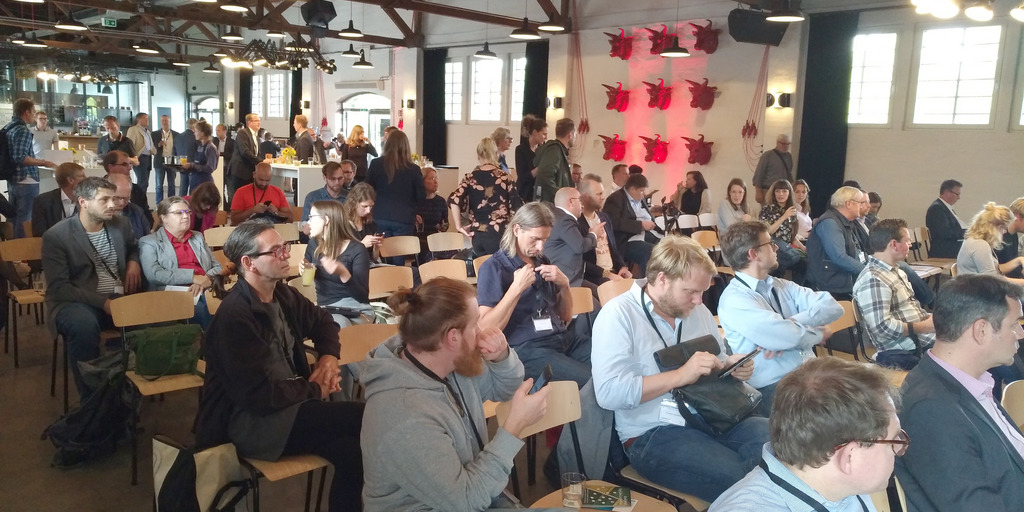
[336,93,390,159]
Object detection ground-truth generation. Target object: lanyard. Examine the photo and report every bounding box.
[639,285,682,349]
[402,346,485,452]
[251,183,268,206]
[84,226,121,283]
[759,459,868,512]
[734,275,783,316]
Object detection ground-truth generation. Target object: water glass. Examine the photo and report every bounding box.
[561,472,584,508]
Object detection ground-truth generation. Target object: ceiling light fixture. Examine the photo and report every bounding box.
[1012,2,1024,22]
[341,43,360,58]
[172,58,191,67]
[80,72,93,81]
[11,33,26,45]
[765,0,806,23]
[136,41,161,54]
[203,61,220,74]
[510,17,541,40]
[339,20,363,38]
[212,48,229,57]
[474,41,499,60]
[538,18,565,32]
[101,84,113,94]
[22,33,47,48]
[352,49,373,69]
[55,17,89,31]
[193,0,217,3]
[660,0,690,57]
[929,0,960,19]
[222,26,244,41]
[266,29,285,38]
[964,0,994,21]
[219,0,249,13]
[14,0,44,4]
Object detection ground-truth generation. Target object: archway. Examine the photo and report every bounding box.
[336,92,390,156]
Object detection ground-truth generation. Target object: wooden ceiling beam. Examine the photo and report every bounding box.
[382,7,414,40]
[351,0,542,30]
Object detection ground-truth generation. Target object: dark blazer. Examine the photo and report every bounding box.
[543,208,596,287]
[228,129,261,182]
[151,128,180,168]
[259,140,281,159]
[294,131,315,162]
[31,188,68,237]
[214,136,236,164]
[896,355,1024,512]
[173,128,196,163]
[602,188,651,255]
[925,198,965,258]
[579,211,627,284]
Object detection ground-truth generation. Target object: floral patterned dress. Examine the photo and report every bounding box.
[448,165,523,256]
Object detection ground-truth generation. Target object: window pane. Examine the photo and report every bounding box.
[913,25,1001,125]
[267,73,286,118]
[510,57,527,121]
[849,32,897,124]
[445,60,463,121]
[470,58,504,121]
[251,75,264,118]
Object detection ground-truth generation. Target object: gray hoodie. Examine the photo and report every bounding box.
[355,335,526,511]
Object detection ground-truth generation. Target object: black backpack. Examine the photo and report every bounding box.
[0,125,17,181]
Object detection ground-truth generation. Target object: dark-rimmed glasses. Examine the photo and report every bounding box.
[834,428,910,457]
[755,240,778,250]
[253,242,292,259]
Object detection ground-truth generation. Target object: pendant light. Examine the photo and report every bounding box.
[55,17,89,31]
[219,0,249,13]
[538,18,565,32]
[266,29,285,38]
[659,0,689,58]
[765,0,806,22]
[11,33,26,45]
[203,60,221,74]
[23,33,47,48]
[339,2,363,38]
[101,84,114,94]
[352,49,373,69]
[341,44,360,58]
[222,26,244,41]
[474,42,499,60]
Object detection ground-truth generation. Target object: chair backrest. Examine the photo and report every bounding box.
[211,249,230,269]
[828,300,857,332]
[473,255,492,275]
[368,265,414,298]
[287,243,307,277]
[290,206,304,223]
[418,259,467,283]
[496,380,581,439]
[950,263,958,277]
[213,210,228,227]
[287,276,318,304]
[1001,380,1024,430]
[427,232,466,253]
[0,237,43,262]
[110,290,196,328]
[274,223,301,242]
[203,226,236,248]
[916,226,933,256]
[337,323,399,365]
[697,213,716,228]
[716,266,734,276]
[21,220,31,238]
[569,286,594,316]
[692,230,719,251]
[678,214,699,229]
[204,290,222,315]
[379,235,421,258]
[597,278,633,306]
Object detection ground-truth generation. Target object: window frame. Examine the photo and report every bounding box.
[444,58,466,123]
[848,30,900,127]
[251,74,264,118]
[509,54,528,122]
[250,69,290,120]
[468,56,506,123]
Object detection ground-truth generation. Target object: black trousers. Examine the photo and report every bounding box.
[282,400,364,512]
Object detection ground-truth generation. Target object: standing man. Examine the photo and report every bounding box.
[532,118,575,203]
[805,187,869,298]
[97,116,138,165]
[293,115,316,163]
[230,162,292,225]
[752,134,793,205]
[853,218,936,370]
[226,113,264,211]
[5,99,56,238]
[592,235,768,502]
[711,357,906,511]
[125,113,155,195]
[174,118,198,196]
[896,274,1024,511]
[571,163,583,185]
[300,161,355,236]
[609,163,628,192]
[543,187,598,289]
[42,177,141,398]
[925,179,966,259]
[29,110,60,156]
[214,123,235,163]
[718,221,842,415]
[151,114,179,203]
[603,173,660,277]
[578,174,631,286]
[476,202,592,387]
[32,162,86,237]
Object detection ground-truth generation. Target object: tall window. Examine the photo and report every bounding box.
[445,60,463,121]
[267,74,286,118]
[510,56,527,120]
[913,25,1001,125]
[470,58,504,121]
[848,33,897,124]
[251,74,264,117]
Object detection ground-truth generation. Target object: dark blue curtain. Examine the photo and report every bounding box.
[238,68,253,124]
[522,41,549,119]
[289,70,302,142]
[422,48,447,164]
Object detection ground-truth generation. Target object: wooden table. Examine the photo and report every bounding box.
[530,480,675,511]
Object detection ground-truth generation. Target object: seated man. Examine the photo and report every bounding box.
[578,174,631,286]
[300,160,355,237]
[32,161,86,236]
[102,150,150,213]
[194,221,363,511]
[805,187,868,297]
[229,162,293,225]
[357,278,550,511]
[711,357,906,511]
[477,202,592,387]
[42,177,142,399]
[853,218,936,370]
[896,274,1024,511]
[718,221,842,415]
[593,235,769,502]
[924,179,966,259]
[106,173,151,241]
[543,187,598,288]
[602,173,659,278]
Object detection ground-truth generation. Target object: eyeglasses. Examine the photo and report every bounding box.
[308,214,325,220]
[834,428,910,457]
[114,161,131,167]
[168,209,192,216]
[253,242,292,259]
[755,240,778,250]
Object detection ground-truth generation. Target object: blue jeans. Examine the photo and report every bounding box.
[755,382,777,417]
[626,418,769,502]
[192,295,213,331]
[624,241,654,278]
[513,330,592,388]
[134,155,152,193]
[178,168,191,196]
[9,182,38,238]
[375,219,416,266]
[54,302,115,399]
[875,350,920,370]
[154,164,176,203]
[898,260,935,307]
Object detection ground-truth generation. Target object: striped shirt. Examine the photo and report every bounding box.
[86,228,120,294]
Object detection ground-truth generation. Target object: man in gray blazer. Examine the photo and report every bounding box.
[896,274,1024,512]
[42,177,142,399]
[543,187,598,288]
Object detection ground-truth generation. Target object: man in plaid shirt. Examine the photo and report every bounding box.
[5,99,56,238]
[853,218,936,370]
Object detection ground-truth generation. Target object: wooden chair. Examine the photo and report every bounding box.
[697,213,717,231]
[716,266,734,276]
[241,454,331,512]
[274,222,301,242]
[110,291,201,485]
[287,243,307,277]
[337,323,399,365]
[288,276,318,304]
[0,237,44,368]
[290,205,304,223]
[212,249,230,269]
[205,290,223,315]
[692,230,721,264]
[426,231,467,254]
[473,255,491,275]
[368,265,414,301]
[378,235,421,264]
[418,259,467,283]
[203,225,235,248]
[21,220,31,238]
[598,278,633,306]
[213,210,228,227]
[914,226,957,268]
[617,466,709,511]
[869,476,908,512]
[822,300,871,362]
[569,287,595,316]
[1001,380,1024,430]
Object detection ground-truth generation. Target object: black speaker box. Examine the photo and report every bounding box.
[301,0,337,29]
[728,8,790,47]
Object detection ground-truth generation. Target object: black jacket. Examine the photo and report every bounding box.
[31,188,66,237]
[602,188,652,255]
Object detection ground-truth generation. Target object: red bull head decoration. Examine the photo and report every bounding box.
[598,134,628,162]
[690,20,721,54]
[685,78,718,111]
[603,82,630,112]
[681,134,713,165]
[646,24,676,55]
[604,28,634,60]
[643,78,673,110]
[640,135,669,164]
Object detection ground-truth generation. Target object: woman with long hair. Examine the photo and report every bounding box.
[302,200,373,327]
[957,203,1024,284]
[180,121,218,194]
[671,170,711,215]
[491,127,512,173]
[759,179,807,283]
[343,182,383,260]
[515,114,548,202]
[184,181,221,233]
[366,130,426,264]
[793,179,812,240]
[340,124,378,182]
[716,178,751,232]
[448,138,523,257]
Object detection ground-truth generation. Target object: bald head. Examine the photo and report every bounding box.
[105,173,132,209]
[554,187,582,217]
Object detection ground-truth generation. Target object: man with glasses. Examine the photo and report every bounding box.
[896,274,1024,512]
[97,116,138,166]
[711,357,906,511]
[805,187,871,299]
[300,161,355,237]
[106,173,151,240]
[102,150,149,213]
[718,221,842,416]
[42,177,142,399]
[29,110,60,155]
[226,113,266,211]
[925,179,966,259]
[544,187,599,290]
[752,134,793,205]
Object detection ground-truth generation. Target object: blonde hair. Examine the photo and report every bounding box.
[966,202,1013,250]
[294,114,308,128]
[476,138,499,167]
[1009,197,1024,218]
[830,186,863,209]
[491,127,511,147]
[646,235,716,281]
[500,202,554,258]
[346,125,365,147]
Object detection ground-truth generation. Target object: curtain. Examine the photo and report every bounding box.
[238,68,253,124]
[522,40,550,120]
[288,70,302,142]
[422,48,447,165]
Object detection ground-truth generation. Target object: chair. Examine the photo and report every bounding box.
[211,249,230,269]
[368,265,414,301]
[569,287,595,316]
[213,210,228,227]
[290,205,304,223]
[21,220,31,238]
[950,262,958,277]
[677,214,699,230]
[426,232,467,254]
[0,237,44,368]
[1001,380,1024,430]
[823,300,870,362]
[691,230,721,264]
[378,235,421,263]
[598,278,634,306]
[241,454,331,512]
[869,475,908,512]
[337,323,399,366]
[203,225,235,248]
[110,291,202,485]
[473,255,491,275]
[716,266,734,276]
[914,226,957,268]
[697,213,716,230]
[418,259,467,283]
[288,276,318,304]
[617,465,709,511]
[287,243,308,277]
[274,222,301,242]
[205,290,223,315]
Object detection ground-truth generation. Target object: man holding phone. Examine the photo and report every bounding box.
[230,162,293,225]
[718,221,842,416]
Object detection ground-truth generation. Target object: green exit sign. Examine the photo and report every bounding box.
[102,18,118,28]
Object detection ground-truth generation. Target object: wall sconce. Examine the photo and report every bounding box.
[766,92,792,108]
[227,101,234,109]
[403,99,415,109]
[547,96,564,109]
[303,100,310,109]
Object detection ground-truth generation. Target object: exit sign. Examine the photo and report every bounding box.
[102,18,117,28]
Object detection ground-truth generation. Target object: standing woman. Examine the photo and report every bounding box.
[139,196,222,329]
[956,203,1024,285]
[716,178,751,232]
[366,130,426,265]
[491,127,513,173]
[341,125,378,182]
[793,179,813,241]
[515,114,548,203]
[184,181,222,233]
[759,179,807,283]
[671,170,711,215]
[303,200,373,327]
[180,120,218,194]
[344,182,383,261]
[448,138,523,257]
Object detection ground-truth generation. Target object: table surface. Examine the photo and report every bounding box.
[530,480,675,511]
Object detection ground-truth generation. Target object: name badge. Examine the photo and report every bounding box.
[659,398,687,427]
[113,285,125,295]
[533,314,553,333]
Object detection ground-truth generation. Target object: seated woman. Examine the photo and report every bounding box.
[184,181,222,234]
[759,179,807,284]
[139,196,222,329]
[793,179,813,241]
[957,202,1024,285]
[344,182,383,262]
[302,200,373,327]
[671,170,711,216]
[415,167,451,262]
[716,178,751,232]
[448,138,522,257]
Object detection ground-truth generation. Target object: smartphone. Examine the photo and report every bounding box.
[719,348,763,379]
[529,365,553,394]
[374,232,385,237]
[263,200,273,206]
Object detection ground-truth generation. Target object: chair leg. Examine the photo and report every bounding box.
[509,465,521,500]
[131,411,139,485]
[12,299,19,368]
[314,467,327,512]
[526,434,537,485]
[62,339,69,414]
[50,336,57,397]
[247,466,262,512]
[303,472,313,512]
